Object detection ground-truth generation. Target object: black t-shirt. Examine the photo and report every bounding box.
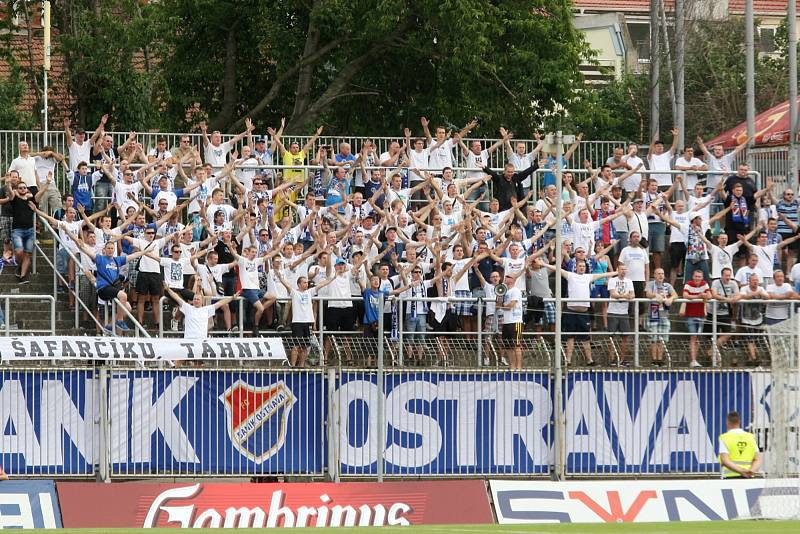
[0,185,12,218]
[10,196,36,229]
[214,238,240,266]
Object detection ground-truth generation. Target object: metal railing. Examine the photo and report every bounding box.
[1,294,56,335]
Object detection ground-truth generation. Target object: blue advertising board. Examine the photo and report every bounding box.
[0,481,62,529]
[0,370,325,476]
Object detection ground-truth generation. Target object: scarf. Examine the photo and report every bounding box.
[594,209,616,244]
[731,195,749,224]
[686,225,706,261]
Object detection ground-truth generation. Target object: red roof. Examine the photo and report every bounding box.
[0,34,72,128]
[573,0,787,15]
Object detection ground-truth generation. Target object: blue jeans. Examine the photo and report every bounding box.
[404,314,427,341]
[684,259,710,285]
[56,248,70,276]
[12,227,35,253]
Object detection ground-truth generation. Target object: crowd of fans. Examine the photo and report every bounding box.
[0,114,798,368]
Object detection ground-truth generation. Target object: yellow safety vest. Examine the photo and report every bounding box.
[719,430,757,478]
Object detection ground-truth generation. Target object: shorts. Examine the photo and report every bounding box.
[135,271,163,296]
[291,322,313,338]
[325,306,353,331]
[404,314,427,341]
[740,323,763,340]
[607,313,631,334]
[453,290,474,316]
[242,288,265,304]
[779,232,800,253]
[167,288,194,305]
[97,284,122,302]
[530,300,555,326]
[363,322,379,337]
[563,310,591,341]
[705,314,733,333]
[647,317,671,342]
[431,312,457,332]
[78,274,97,311]
[590,284,609,299]
[0,216,11,243]
[648,221,666,252]
[501,322,523,346]
[11,227,35,253]
[669,242,687,270]
[764,317,788,326]
[483,313,502,332]
[686,316,705,334]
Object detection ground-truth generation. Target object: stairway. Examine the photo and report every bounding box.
[0,241,84,336]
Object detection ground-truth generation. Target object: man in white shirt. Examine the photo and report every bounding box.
[735,254,764,286]
[620,143,645,192]
[739,229,800,285]
[497,274,524,369]
[64,118,98,173]
[227,242,268,336]
[697,135,749,190]
[607,265,635,365]
[647,128,679,187]
[8,141,37,191]
[164,284,239,340]
[502,129,543,195]
[420,116,477,173]
[764,270,797,325]
[674,146,708,190]
[617,231,650,298]
[200,118,252,172]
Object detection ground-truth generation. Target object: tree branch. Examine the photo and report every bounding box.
[209,19,241,131]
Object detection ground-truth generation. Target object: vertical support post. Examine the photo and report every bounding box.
[552,131,566,481]
[43,1,51,139]
[158,297,164,338]
[327,367,340,482]
[789,0,798,183]
[239,298,244,338]
[477,298,483,366]
[52,239,57,303]
[745,0,756,169]
[712,305,719,368]
[675,0,685,150]
[633,300,640,368]
[97,366,110,482]
[318,298,325,366]
[649,0,661,139]
[397,297,404,367]
[32,214,37,275]
[4,298,9,335]
[376,293,385,482]
[50,296,55,335]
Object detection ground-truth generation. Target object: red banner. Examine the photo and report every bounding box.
[57,480,493,528]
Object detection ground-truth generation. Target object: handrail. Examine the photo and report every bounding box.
[34,222,106,334]
[37,217,150,336]
[1,294,56,336]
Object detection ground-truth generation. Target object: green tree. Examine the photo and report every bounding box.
[152,0,594,135]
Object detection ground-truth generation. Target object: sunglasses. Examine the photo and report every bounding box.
[145,231,155,235]
[412,270,422,274]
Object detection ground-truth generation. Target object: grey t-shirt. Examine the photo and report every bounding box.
[709,279,738,317]
[527,266,553,299]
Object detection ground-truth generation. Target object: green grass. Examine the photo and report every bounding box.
[32,521,800,534]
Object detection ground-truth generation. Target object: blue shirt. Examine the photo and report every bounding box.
[324,176,350,212]
[543,156,568,187]
[95,255,127,289]
[363,287,389,325]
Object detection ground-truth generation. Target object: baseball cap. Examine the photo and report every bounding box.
[254,136,266,143]
[335,258,346,266]
[633,197,644,203]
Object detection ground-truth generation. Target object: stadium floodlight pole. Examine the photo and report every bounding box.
[745,0,756,169]
[649,0,660,139]
[550,131,572,481]
[43,1,51,142]
[789,0,798,182]
[675,0,685,151]
[377,292,385,482]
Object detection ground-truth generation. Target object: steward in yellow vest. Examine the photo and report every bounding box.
[718,411,761,479]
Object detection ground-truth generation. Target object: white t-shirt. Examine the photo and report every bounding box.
[618,246,649,281]
[669,212,691,243]
[114,181,143,214]
[647,151,673,187]
[408,148,429,183]
[160,257,191,289]
[181,303,215,339]
[198,263,230,296]
[620,155,644,191]
[765,283,792,320]
[464,149,490,180]
[8,155,37,187]
[34,155,58,185]
[565,272,593,308]
[500,286,524,324]
[427,139,454,171]
[500,256,527,292]
[735,265,763,286]
[131,237,166,273]
[687,195,713,223]
[607,276,634,315]
[237,256,266,290]
[709,243,740,279]
[571,220,601,254]
[204,141,233,170]
[326,273,354,308]
[674,156,705,189]
[509,151,535,188]
[148,148,173,162]
[68,141,92,172]
[291,287,317,323]
[705,152,736,188]
[791,263,800,289]
[750,244,778,278]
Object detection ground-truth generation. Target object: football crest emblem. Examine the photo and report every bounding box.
[219,380,296,463]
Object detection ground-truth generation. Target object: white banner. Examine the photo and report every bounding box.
[490,479,799,523]
[0,336,287,363]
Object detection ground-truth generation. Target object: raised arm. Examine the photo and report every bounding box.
[302,125,324,154]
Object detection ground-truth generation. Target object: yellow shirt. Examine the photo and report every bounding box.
[282,150,306,184]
